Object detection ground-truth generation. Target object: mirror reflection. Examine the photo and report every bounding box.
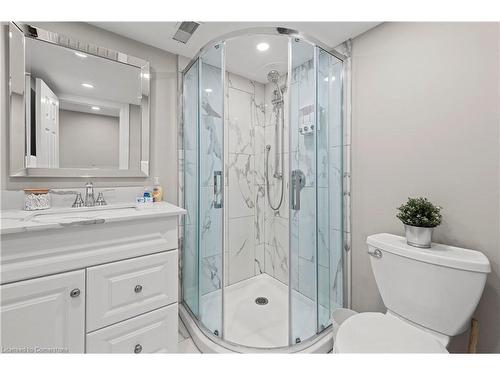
[25,37,142,170]
[12,24,150,177]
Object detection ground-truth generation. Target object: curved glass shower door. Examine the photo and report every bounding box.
[182,59,200,316]
[289,39,344,345]
[316,48,344,330]
[183,43,225,338]
[289,38,318,344]
[182,30,344,351]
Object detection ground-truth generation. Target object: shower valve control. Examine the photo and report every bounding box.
[291,170,306,211]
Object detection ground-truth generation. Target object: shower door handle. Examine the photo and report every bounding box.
[213,170,223,209]
[291,170,305,211]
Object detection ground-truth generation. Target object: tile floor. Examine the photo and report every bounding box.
[178,317,201,353]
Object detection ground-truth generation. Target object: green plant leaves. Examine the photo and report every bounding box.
[396,197,442,228]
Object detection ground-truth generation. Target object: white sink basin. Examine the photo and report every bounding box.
[1,201,186,235]
[24,204,139,224]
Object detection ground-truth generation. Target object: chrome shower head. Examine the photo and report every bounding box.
[268,70,283,102]
[267,70,280,84]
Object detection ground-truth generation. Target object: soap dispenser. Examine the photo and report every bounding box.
[152,177,163,202]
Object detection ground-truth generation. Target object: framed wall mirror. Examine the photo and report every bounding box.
[8,22,150,177]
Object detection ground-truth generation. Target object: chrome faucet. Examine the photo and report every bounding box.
[68,183,107,208]
[72,193,84,208]
[84,182,96,207]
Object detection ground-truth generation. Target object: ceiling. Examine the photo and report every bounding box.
[89,22,379,60]
[225,34,288,83]
[26,37,142,106]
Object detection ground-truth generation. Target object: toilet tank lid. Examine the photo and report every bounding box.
[367,233,491,273]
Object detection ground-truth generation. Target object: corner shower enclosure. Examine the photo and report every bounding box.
[180,28,345,352]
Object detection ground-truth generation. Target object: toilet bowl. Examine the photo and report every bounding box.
[334,233,491,353]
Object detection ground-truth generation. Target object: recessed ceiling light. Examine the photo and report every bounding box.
[91,106,100,111]
[324,76,336,82]
[205,88,213,93]
[74,52,87,58]
[256,42,270,52]
[81,83,94,88]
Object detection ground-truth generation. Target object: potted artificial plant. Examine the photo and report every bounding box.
[396,197,442,248]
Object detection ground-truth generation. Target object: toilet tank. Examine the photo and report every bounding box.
[366,233,491,336]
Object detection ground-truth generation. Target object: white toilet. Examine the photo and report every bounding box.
[334,233,491,353]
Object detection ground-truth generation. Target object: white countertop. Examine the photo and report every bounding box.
[0,202,186,235]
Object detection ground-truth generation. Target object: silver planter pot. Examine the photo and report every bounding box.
[404,224,434,248]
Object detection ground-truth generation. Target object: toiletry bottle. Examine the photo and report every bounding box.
[143,187,153,203]
[152,177,163,202]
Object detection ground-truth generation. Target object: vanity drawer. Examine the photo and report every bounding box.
[86,304,178,353]
[86,250,177,332]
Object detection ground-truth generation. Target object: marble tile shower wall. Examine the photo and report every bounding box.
[177,68,268,300]
[263,76,290,286]
[225,72,265,286]
[178,58,345,316]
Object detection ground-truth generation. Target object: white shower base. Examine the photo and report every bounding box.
[224,273,290,347]
[181,273,333,352]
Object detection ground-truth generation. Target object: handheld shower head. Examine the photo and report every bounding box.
[267,70,280,84]
[267,70,283,102]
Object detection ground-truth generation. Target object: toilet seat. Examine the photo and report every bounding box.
[335,312,448,353]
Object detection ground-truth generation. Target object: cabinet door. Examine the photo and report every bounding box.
[0,270,85,353]
[86,304,178,353]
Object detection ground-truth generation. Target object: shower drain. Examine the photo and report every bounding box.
[255,297,269,305]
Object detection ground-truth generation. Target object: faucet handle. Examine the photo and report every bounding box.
[95,192,107,206]
[72,193,84,208]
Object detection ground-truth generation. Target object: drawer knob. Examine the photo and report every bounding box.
[134,344,142,354]
[134,285,143,293]
[70,288,81,298]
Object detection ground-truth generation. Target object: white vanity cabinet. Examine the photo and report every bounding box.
[0,270,85,353]
[0,203,185,354]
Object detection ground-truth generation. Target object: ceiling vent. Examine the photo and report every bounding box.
[172,22,200,44]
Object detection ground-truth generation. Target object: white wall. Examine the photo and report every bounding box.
[350,22,500,353]
[1,22,178,204]
[59,110,119,169]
